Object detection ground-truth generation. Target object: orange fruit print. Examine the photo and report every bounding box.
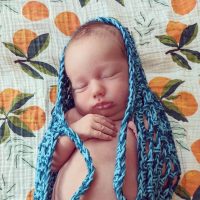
[173,92,198,116]
[181,170,200,196]
[19,106,46,131]
[50,85,57,104]
[148,77,170,97]
[22,1,49,21]
[191,139,200,163]
[166,21,187,43]
[26,189,34,200]
[13,29,37,54]
[0,88,21,112]
[171,0,197,15]
[55,12,80,36]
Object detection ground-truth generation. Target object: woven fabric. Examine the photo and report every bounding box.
[34,17,181,200]
[1,1,200,200]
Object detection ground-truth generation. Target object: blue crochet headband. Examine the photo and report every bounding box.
[34,17,181,200]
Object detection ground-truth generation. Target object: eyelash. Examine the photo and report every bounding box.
[72,72,119,91]
[73,84,88,91]
[102,75,112,79]
[102,72,119,79]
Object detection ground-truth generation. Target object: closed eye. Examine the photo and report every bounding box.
[72,84,88,92]
[101,72,121,79]
[103,74,113,78]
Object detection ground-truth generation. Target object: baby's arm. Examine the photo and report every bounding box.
[51,108,117,172]
[51,108,79,172]
[51,134,76,172]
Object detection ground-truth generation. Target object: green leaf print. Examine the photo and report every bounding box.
[155,35,178,47]
[79,0,90,7]
[169,119,190,150]
[0,122,10,144]
[179,23,198,48]
[171,52,192,70]
[0,174,15,199]
[27,33,49,59]
[193,186,200,200]
[166,95,179,100]
[2,42,26,57]
[0,107,5,115]
[161,79,184,99]
[9,93,34,113]
[180,49,200,63]
[5,137,35,169]
[7,116,35,137]
[18,62,44,79]
[115,0,125,6]
[175,185,191,200]
[30,61,58,76]
[12,108,27,115]
[162,100,188,122]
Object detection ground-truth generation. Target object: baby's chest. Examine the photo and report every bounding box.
[84,138,118,165]
[84,130,136,166]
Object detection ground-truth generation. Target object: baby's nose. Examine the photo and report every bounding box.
[91,80,105,98]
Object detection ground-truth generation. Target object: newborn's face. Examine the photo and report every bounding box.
[65,34,129,121]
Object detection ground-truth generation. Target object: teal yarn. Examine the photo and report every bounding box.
[34,17,181,200]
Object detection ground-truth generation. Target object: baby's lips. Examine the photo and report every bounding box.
[93,101,114,110]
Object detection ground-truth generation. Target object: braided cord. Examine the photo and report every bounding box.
[34,17,181,200]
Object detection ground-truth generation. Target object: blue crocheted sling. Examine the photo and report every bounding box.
[34,17,181,200]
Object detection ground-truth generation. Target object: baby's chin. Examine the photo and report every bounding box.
[92,109,125,122]
[77,107,126,121]
[107,113,125,121]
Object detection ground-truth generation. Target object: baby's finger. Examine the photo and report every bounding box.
[91,130,113,140]
[94,114,114,123]
[51,160,59,172]
[51,150,65,170]
[92,122,117,137]
[94,115,116,132]
[52,150,60,163]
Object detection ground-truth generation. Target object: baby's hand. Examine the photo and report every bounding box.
[70,114,117,141]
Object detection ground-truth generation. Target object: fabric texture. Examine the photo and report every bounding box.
[1,1,200,200]
[34,17,181,200]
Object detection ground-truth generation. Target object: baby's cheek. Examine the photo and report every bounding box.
[74,95,89,114]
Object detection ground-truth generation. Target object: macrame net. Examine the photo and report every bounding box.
[34,17,181,200]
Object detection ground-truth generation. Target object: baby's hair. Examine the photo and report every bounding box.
[66,21,126,58]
